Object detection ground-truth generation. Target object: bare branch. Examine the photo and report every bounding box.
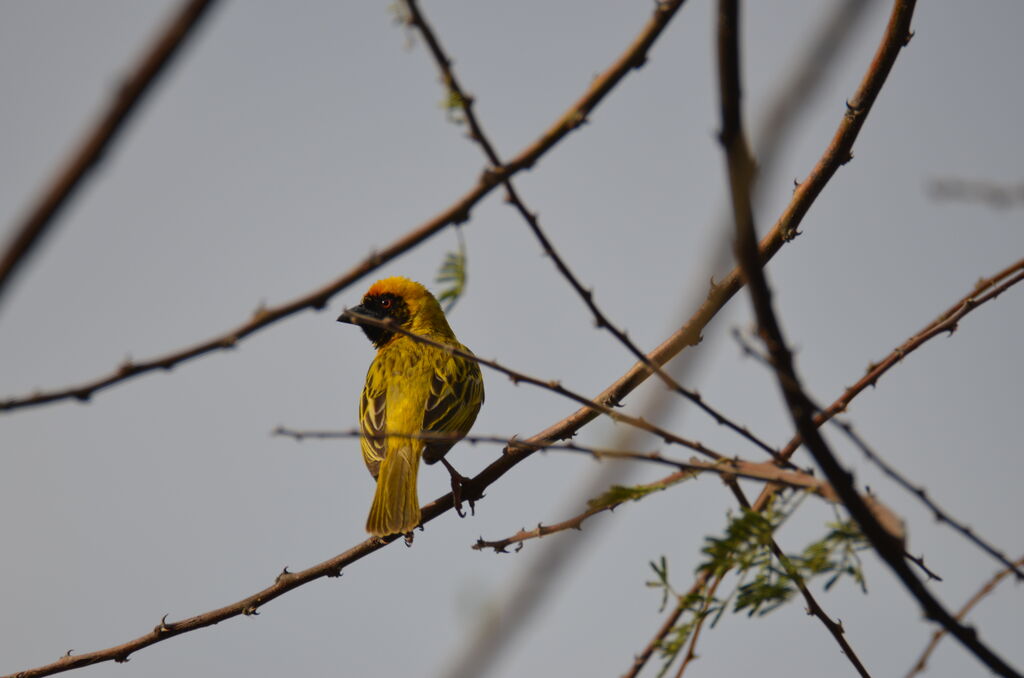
[906,556,1024,678]
[470,471,692,554]
[0,0,219,310]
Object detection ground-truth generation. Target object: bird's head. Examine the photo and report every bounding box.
[338,276,452,349]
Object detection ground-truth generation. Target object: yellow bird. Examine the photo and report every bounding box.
[338,277,484,537]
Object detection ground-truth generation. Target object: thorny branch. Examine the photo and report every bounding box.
[905,556,1024,678]
[276,427,898,547]
[628,1,928,674]
[0,0,689,414]
[718,0,1019,675]
[470,471,692,554]
[0,0,219,310]
[401,0,783,464]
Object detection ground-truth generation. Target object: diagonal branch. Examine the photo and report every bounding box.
[402,0,783,465]
[0,0,219,310]
[0,0,688,414]
[718,1,1019,675]
[906,555,1024,678]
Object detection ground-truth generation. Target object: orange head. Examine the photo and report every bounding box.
[337,276,454,349]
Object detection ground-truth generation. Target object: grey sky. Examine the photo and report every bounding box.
[1,2,1022,677]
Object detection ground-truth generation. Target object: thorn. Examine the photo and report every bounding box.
[154,614,172,633]
[903,29,915,46]
[64,650,74,658]
[118,357,134,376]
[243,605,260,616]
[404,532,415,547]
[74,389,92,402]
[514,542,524,552]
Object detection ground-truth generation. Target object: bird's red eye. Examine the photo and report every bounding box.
[380,298,392,309]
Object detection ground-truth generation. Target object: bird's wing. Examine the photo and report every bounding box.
[422,351,483,463]
[359,363,388,478]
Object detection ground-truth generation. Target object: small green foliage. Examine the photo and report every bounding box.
[436,228,467,313]
[794,518,869,593]
[698,508,777,579]
[441,89,468,124]
[646,496,870,672]
[646,556,673,613]
[587,471,694,511]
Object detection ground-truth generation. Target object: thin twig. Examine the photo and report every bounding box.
[0,0,219,311]
[401,0,783,465]
[928,178,1024,209]
[718,0,1018,675]
[830,411,1024,581]
[470,470,692,554]
[905,556,1024,678]
[0,0,689,414]
[278,430,823,499]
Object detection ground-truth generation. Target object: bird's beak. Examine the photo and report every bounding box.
[338,304,375,325]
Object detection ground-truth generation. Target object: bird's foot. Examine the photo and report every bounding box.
[440,457,475,518]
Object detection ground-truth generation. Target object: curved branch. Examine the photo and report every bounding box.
[0,0,688,414]
[0,0,219,310]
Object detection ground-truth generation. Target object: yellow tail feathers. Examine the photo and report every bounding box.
[366,445,421,536]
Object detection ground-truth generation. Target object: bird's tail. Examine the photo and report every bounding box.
[366,444,421,537]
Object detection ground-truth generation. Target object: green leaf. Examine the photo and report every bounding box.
[435,228,467,313]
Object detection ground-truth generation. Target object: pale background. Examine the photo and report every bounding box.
[1,2,1022,677]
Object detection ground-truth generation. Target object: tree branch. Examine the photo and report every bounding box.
[0,0,219,310]
[717,0,1019,675]
[905,555,1024,678]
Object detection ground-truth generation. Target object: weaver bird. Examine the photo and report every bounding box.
[338,277,484,537]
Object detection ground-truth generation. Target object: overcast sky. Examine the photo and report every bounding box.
[1,2,1022,677]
